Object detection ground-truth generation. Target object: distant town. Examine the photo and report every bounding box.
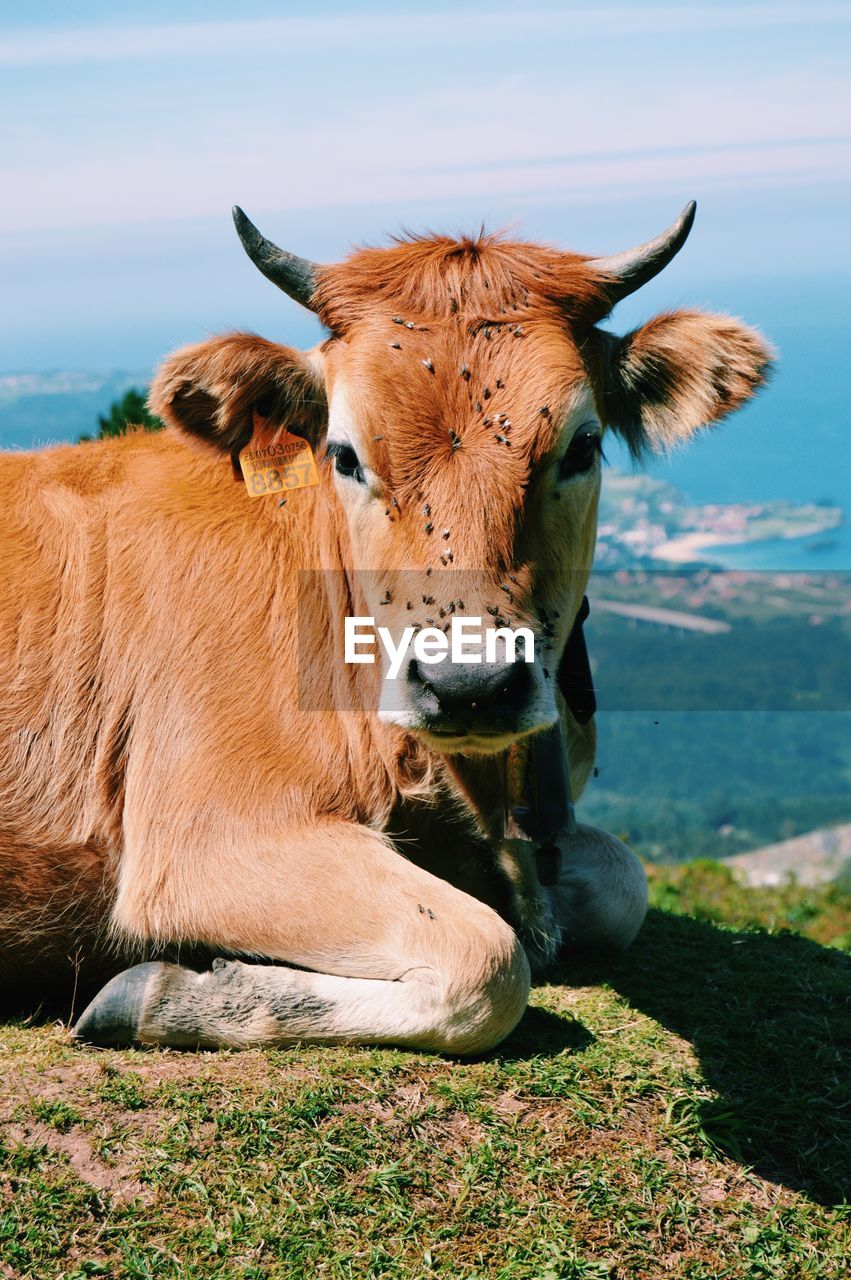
[597,470,843,568]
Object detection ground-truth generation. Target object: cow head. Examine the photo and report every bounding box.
[151,203,772,755]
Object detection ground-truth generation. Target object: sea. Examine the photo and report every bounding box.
[606,274,850,572]
[703,530,851,573]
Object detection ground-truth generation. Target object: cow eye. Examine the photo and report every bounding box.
[558,425,602,480]
[326,441,366,484]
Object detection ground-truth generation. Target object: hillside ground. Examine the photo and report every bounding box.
[2,862,849,1280]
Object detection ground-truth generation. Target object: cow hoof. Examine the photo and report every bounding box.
[73,961,164,1046]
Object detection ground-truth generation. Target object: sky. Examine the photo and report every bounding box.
[1,1,850,529]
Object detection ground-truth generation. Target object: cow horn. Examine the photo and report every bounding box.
[587,200,696,308]
[232,206,321,311]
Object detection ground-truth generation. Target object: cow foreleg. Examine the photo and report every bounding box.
[75,822,530,1054]
[494,838,562,977]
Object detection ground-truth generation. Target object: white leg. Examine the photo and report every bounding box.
[551,824,648,953]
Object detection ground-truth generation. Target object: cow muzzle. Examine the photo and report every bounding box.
[405,653,533,741]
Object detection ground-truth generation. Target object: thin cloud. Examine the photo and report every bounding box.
[2,8,848,236]
[3,135,848,235]
[2,6,850,67]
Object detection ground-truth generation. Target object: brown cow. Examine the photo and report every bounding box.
[0,203,771,1052]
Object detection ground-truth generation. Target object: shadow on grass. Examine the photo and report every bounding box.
[493,1003,596,1060]
[554,908,851,1206]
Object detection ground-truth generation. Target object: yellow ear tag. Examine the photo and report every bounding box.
[238,412,319,498]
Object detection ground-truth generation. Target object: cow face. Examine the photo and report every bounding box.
[317,314,603,751]
[151,206,772,755]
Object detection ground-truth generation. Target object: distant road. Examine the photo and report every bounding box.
[592,599,732,634]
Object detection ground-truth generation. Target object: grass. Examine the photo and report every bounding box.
[2,862,850,1279]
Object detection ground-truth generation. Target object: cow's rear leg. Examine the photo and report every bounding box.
[552,823,648,953]
[75,822,530,1054]
[0,832,116,1004]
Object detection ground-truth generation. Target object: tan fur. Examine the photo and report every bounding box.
[1,228,771,1048]
[586,310,774,457]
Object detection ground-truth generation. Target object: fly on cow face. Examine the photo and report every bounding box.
[184,202,770,754]
[313,314,604,751]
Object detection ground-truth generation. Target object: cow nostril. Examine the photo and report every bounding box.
[406,658,427,690]
[489,659,531,708]
[407,655,531,719]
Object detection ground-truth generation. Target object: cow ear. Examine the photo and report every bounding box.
[148,332,327,458]
[590,310,774,457]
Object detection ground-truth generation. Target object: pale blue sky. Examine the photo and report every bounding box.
[2,0,849,372]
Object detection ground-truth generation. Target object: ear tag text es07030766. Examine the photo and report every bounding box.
[238,408,319,498]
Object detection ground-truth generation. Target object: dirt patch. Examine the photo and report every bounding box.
[491,1091,571,1131]
[418,1110,487,1152]
[84,1044,322,1088]
[339,1080,429,1125]
[2,1042,306,1109]
[0,1059,101,1109]
[6,1119,151,1204]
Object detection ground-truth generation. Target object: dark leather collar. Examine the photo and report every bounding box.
[508,596,595,884]
[556,594,596,726]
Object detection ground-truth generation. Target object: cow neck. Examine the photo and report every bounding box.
[442,744,529,846]
[444,726,575,875]
[441,596,595,885]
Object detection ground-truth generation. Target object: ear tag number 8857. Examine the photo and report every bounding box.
[240,431,319,498]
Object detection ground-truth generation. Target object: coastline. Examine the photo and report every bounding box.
[652,521,846,568]
[651,531,746,565]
